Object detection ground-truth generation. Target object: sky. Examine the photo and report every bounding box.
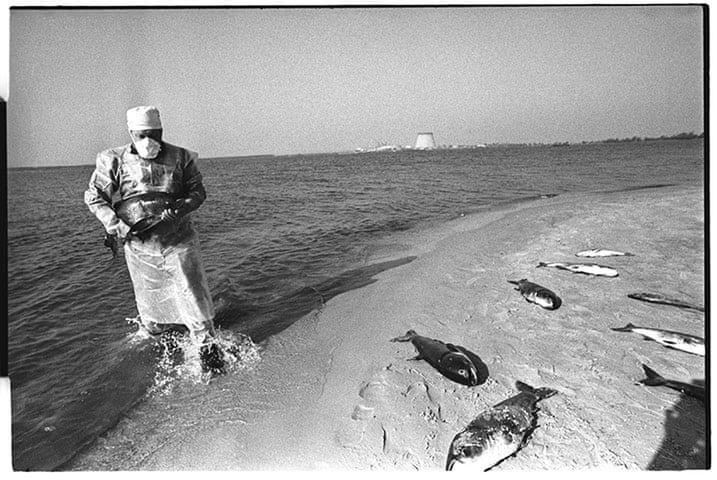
[5,4,706,167]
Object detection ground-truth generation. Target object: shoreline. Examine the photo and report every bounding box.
[67,183,706,471]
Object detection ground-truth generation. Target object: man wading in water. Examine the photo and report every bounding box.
[84,105,224,373]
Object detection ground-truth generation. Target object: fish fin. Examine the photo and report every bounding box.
[408,355,424,361]
[515,380,535,392]
[507,280,520,286]
[515,381,558,400]
[640,364,666,386]
[610,323,636,332]
[390,330,417,342]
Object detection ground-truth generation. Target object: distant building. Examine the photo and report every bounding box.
[414,132,436,149]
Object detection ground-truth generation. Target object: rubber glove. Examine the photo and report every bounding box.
[108,220,132,240]
[159,208,179,222]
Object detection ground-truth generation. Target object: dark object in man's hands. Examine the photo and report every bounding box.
[104,232,120,258]
[129,216,165,240]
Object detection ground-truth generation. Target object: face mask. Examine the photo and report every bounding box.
[133,137,162,159]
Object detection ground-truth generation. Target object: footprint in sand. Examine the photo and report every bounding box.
[358,378,392,404]
[350,379,391,421]
[346,367,449,462]
[351,404,376,421]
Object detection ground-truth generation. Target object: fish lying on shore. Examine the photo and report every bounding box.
[628,292,705,312]
[507,279,562,310]
[639,364,705,401]
[575,248,634,258]
[446,381,557,471]
[390,330,488,386]
[537,261,619,277]
[611,323,704,356]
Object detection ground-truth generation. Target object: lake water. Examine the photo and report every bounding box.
[7,139,704,470]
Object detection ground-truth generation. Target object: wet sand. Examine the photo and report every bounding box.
[69,184,706,471]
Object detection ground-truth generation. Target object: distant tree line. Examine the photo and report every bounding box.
[592,132,704,144]
[490,132,704,148]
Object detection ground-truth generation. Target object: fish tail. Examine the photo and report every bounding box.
[536,262,548,268]
[640,364,666,387]
[624,252,635,256]
[515,381,558,400]
[610,323,636,332]
[390,329,417,343]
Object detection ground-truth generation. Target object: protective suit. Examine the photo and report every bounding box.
[84,139,216,345]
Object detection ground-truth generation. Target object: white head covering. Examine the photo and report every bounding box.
[126,105,162,130]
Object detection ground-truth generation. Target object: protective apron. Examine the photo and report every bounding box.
[84,142,215,344]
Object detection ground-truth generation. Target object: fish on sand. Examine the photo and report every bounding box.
[575,248,634,258]
[628,292,704,312]
[446,381,557,471]
[537,261,618,277]
[507,279,562,310]
[639,364,704,401]
[611,323,704,356]
[390,330,488,386]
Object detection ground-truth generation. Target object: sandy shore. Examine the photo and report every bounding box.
[70,184,706,471]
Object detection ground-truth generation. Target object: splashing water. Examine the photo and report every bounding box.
[140,325,262,396]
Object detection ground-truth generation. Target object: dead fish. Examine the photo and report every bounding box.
[575,248,634,258]
[103,232,120,258]
[628,292,704,312]
[537,261,618,277]
[507,279,562,310]
[639,364,705,401]
[129,216,164,237]
[446,381,557,471]
[611,323,704,356]
[390,330,488,386]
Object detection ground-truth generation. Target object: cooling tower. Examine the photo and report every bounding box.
[415,132,436,149]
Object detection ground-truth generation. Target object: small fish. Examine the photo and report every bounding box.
[611,323,704,356]
[446,381,557,471]
[537,261,618,277]
[103,232,120,258]
[639,364,704,401]
[390,330,488,386]
[507,279,562,310]
[575,249,634,258]
[628,292,704,312]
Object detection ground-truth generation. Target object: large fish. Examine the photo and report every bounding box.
[507,279,562,310]
[611,323,704,356]
[390,330,488,386]
[537,261,618,277]
[628,292,704,312]
[446,381,557,471]
[575,248,634,258]
[639,364,705,401]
